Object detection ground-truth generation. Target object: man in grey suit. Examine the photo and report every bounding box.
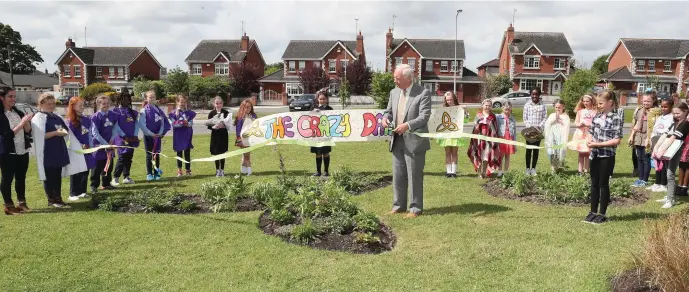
[382,64,431,218]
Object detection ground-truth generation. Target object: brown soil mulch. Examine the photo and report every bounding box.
[483,180,650,207]
[258,211,396,254]
[234,197,264,212]
[610,268,660,292]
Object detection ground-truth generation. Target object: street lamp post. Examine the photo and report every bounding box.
[453,9,462,95]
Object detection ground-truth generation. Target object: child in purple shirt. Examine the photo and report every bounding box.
[169,95,196,177]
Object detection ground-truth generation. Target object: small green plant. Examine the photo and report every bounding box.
[200,180,229,204]
[354,232,381,244]
[98,196,128,211]
[314,211,354,234]
[177,200,197,213]
[290,219,319,244]
[270,209,295,225]
[227,175,248,198]
[330,166,384,194]
[353,212,381,233]
[130,189,177,213]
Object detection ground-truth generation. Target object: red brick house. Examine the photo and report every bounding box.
[54,38,163,97]
[497,24,574,95]
[258,32,366,104]
[599,38,689,94]
[384,28,482,102]
[477,58,499,77]
[184,33,265,80]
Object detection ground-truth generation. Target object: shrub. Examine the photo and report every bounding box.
[370,72,395,109]
[199,178,247,213]
[130,189,177,213]
[227,175,248,198]
[80,83,114,102]
[498,171,534,196]
[290,219,319,243]
[330,166,384,194]
[251,181,288,206]
[314,211,354,234]
[353,212,381,233]
[639,211,689,292]
[177,200,197,213]
[354,232,381,244]
[270,209,295,225]
[200,180,229,205]
[98,196,127,211]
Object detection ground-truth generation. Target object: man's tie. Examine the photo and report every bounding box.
[396,89,407,127]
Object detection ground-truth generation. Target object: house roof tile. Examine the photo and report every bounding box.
[620,38,689,59]
[389,39,465,59]
[281,40,360,59]
[0,71,58,88]
[510,32,573,55]
[599,66,678,82]
[185,40,253,62]
[477,58,499,68]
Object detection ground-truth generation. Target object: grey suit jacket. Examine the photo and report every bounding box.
[383,83,432,153]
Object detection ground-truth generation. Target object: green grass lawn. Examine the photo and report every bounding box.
[0,134,685,291]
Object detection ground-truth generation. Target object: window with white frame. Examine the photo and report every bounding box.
[74,65,81,77]
[63,88,79,97]
[215,63,229,75]
[119,67,125,77]
[440,61,449,72]
[665,61,672,72]
[109,67,115,77]
[313,61,321,69]
[407,58,416,71]
[63,65,70,77]
[425,60,433,72]
[648,60,655,71]
[637,60,645,71]
[451,60,459,72]
[395,57,403,67]
[519,79,543,91]
[288,61,296,72]
[298,61,305,71]
[328,60,336,73]
[524,56,540,69]
[554,58,566,70]
[95,67,102,78]
[286,83,303,96]
[340,59,349,71]
[192,64,202,75]
[637,83,647,93]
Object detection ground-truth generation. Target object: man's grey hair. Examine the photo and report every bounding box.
[395,64,413,80]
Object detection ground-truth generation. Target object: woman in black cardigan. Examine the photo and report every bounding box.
[0,86,34,215]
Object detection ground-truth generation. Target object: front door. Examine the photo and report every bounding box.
[661,83,671,93]
[551,81,562,95]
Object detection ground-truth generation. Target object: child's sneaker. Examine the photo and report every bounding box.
[111,178,120,187]
[177,170,183,177]
[582,212,597,223]
[312,172,322,177]
[186,170,192,176]
[68,195,80,202]
[497,171,504,178]
[215,170,220,177]
[661,200,674,209]
[646,184,659,191]
[123,177,135,184]
[655,185,667,193]
[219,170,225,177]
[656,196,669,203]
[78,193,90,199]
[147,174,155,181]
[591,214,608,224]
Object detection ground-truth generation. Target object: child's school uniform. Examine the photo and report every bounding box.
[235,113,258,148]
[310,105,333,176]
[496,113,517,155]
[169,109,196,172]
[310,105,334,155]
[208,109,230,172]
[137,104,171,179]
[30,112,87,204]
[112,106,140,182]
[67,115,95,197]
[90,110,119,189]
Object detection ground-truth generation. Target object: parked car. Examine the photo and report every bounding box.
[57,94,71,105]
[289,94,316,111]
[657,91,671,101]
[15,103,38,115]
[488,91,531,108]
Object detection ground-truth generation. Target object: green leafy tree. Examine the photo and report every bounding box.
[591,54,609,75]
[338,79,351,109]
[561,69,598,116]
[370,72,395,109]
[480,74,512,99]
[645,75,660,92]
[133,76,165,102]
[264,62,283,76]
[0,23,44,74]
[80,83,114,102]
[163,66,189,95]
[188,75,230,106]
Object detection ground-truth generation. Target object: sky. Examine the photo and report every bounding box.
[3,1,689,74]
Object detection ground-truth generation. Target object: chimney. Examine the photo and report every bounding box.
[506,23,515,45]
[45,69,48,74]
[356,31,364,58]
[241,33,249,52]
[386,27,393,53]
[65,38,76,49]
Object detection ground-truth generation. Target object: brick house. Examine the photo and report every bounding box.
[599,38,689,94]
[384,28,482,102]
[497,24,574,95]
[477,58,500,77]
[184,33,265,80]
[258,32,366,104]
[54,38,163,97]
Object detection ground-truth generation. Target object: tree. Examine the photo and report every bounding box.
[298,66,329,94]
[189,75,230,106]
[338,59,372,95]
[0,23,44,74]
[645,75,660,92]
[338,79,351,109]
[591,54,610,75]
[479,74,512,99]
[229,60,260,97]
[164,66,189,95]
[561,69,598,117]
[264,62,283,76]
[133,76,166,102]
[370,72,395,109]
[80,83,114,102]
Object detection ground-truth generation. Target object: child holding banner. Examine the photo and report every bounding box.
[311,93,334,177]
[111,91,140,186]
[437,91,464,178]
[647,99,673,193]
[544,100,570,173]
[496,101,516,177]
[138,91,171,181]
[66,96,95,201]
[208,96,230,177]
[571,94,596,175]
[468,99,501,179]
[234,99,257,176]
[652,102,689,209]
[170,95,196,177]
[90,94,120,192]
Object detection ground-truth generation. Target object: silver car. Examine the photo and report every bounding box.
[489,91,531,108]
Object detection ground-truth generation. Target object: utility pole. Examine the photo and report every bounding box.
[355,18,359,36]
[392,15,397,32]
[513,9,517,26]
[84,24,87,46]
[241,21,244,35]
[6,45,14,88]
[454,9,463,95]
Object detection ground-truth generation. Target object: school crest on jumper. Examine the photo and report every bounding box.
[126,116,134,123]
[104,118,113,127]
[81,126,89,135]
[154,113,162,122]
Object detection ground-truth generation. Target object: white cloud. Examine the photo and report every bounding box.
[4,0,689,73]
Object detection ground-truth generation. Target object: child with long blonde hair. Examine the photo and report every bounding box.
[436,91,464,178]
[137,91,171,181]
[90,94,119,192]
[234,99,257,175]
[169,95,196,177]
[570,94,597,174]
[496,101,516,177]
